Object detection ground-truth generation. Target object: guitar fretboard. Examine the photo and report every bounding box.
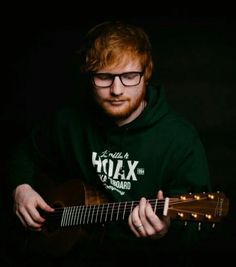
[47,199,168,227]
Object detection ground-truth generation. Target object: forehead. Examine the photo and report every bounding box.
[98,57,141,73]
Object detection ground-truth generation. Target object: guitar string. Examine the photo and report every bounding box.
[44,197,217,219]
[45,199,186,216]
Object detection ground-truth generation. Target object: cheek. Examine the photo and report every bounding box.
[93,88,105,100]
[93,89,109,105]
[131,90,141,98]
[130,86,145,100]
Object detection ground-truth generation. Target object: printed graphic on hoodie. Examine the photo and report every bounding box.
[92,150,145,195]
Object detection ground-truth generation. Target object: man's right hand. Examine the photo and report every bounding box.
[13,184,54,231]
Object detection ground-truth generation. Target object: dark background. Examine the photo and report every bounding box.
[1,16,236,265]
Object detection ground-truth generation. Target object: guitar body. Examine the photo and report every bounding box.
[27,178,107,257]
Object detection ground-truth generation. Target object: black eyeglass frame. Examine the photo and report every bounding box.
[91,71,144,88]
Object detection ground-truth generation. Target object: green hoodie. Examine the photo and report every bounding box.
[9,83,212,256]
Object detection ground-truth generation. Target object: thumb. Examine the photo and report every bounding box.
[37,195,54,212]
[157,190,164,199]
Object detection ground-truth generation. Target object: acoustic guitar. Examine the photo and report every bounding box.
[26,178,229,257]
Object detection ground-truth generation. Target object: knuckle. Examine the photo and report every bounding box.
[146,229,155,236]
[132,219,140,226]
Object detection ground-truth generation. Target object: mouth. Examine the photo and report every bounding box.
[108,99,126,106]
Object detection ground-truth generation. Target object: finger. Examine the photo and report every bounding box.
[145,201,163,232]
[40,202,55,213]
[27,207,46,224]
[145,201,170,237]
[17,199,48,228]
[15,210,28,228]
[129,198,154,237]
[36,193,54,212]
[128,205,143,237]
[18,207,44,230]
[138,198,161,237]
[137,197,150,236]
[157,190,164,199]
[28,195,54,223]
[15,201,43,229]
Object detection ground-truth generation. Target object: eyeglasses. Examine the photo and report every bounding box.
[91,71,144,88]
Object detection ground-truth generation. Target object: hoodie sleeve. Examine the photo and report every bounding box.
[8,117,64,192]
[8,135,41,191]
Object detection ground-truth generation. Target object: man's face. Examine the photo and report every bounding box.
[92,60,146,125]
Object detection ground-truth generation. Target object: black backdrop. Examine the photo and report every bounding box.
[1,16,236,265]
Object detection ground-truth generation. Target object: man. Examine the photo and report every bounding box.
[9,21,212,266]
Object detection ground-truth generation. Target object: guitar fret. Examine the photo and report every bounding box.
[70,206,75,226]
[72,206,76,226]
[79,206,84,225]
[72,206,76,225]
[116,202,121,221]
[95,205,99,223]
[100,204,105,223]
[130,201,134,213]
[61,208,66,226]
[67,207,72,226]
[64,207,69,226]
[105,203,109,222]
[83,207,88,224]
[76,206,81,226]
[86,205,92,224]
[71,206,77,226]
[91,205,96,224]
[73,207,77,226]
[66,208,70,225]
[122,202,127,220]
[69,207,73,226]
[62,208,69,226]
[67,207,71,226]
[110,203,115,221]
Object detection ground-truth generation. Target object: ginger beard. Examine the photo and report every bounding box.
[93,85,146,121]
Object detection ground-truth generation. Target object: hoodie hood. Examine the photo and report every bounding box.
[88,83,171,133]
[126,83,171,130]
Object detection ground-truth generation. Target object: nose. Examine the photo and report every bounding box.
[110,76,125,96]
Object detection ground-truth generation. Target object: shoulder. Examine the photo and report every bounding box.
[54,106,82,126]
[30,106,80,139]
[162,111,201,146]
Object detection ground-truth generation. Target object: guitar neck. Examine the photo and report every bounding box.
[46,199,165,227]
[45,192,229,228]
